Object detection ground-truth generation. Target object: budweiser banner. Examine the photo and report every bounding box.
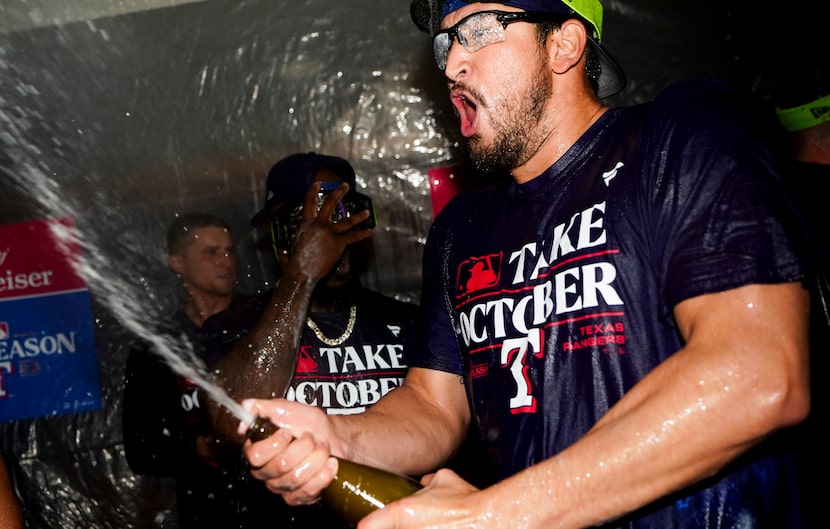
[0,217,102,422]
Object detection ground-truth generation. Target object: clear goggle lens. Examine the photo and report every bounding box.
[433,11,507,70]
[432,11,565,71]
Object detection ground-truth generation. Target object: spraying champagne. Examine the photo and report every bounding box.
[246,415,422,528]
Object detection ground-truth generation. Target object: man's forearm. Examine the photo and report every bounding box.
[333,369,471,476]
[208,269,316,442]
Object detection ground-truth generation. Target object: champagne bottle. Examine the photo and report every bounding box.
[247,416,422,527]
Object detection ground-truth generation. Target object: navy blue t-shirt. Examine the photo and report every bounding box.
[412,79,806,528]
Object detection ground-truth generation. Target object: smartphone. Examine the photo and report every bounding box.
[317,181,377,231]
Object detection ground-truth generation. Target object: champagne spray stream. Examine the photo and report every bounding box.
[1,93,258,430]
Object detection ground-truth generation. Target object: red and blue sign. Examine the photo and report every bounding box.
[0,217,102,422]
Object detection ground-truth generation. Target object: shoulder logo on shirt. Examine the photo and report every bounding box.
[602,161,624,187]
[457,252,502,297]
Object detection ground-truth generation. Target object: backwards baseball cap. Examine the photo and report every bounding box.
[251,152,356,227]
[410,0,625,99]
[775,65,830,132]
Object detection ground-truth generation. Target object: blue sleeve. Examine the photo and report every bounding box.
[408,207,465,375]
[642,79,806,309]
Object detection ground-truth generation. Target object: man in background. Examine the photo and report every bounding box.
[122,212,271,529]
[127,154,426,528]
[206,152,422,527]
[246,152,419,420]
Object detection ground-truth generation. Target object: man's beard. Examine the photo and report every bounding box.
[468,54,552,177]
[313,279,359,308]
[312,247,366,309]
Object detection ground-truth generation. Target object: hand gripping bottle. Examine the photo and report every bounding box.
[247,416,422,527]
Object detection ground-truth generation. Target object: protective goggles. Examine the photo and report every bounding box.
[269,182,377,254]
[433,10,564,70]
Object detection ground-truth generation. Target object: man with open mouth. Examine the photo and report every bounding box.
[237,2,811,528]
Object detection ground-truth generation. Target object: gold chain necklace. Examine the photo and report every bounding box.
[306,304,357,346]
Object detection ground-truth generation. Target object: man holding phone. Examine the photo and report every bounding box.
[251,152,414,418]
[203,152,420,527]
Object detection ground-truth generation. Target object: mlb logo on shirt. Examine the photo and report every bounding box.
[0,322,8,339]
[296,345,318,373]
[456,253,502,298]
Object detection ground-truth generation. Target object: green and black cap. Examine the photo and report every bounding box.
[410,0,626,99]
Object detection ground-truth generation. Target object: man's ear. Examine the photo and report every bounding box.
[168,254,184,275]
[548,19,589,75]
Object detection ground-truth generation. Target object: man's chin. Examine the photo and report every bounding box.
[314,279,359,307]
[216,280,236,295]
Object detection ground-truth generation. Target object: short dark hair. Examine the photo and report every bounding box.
[166,213,232,256]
